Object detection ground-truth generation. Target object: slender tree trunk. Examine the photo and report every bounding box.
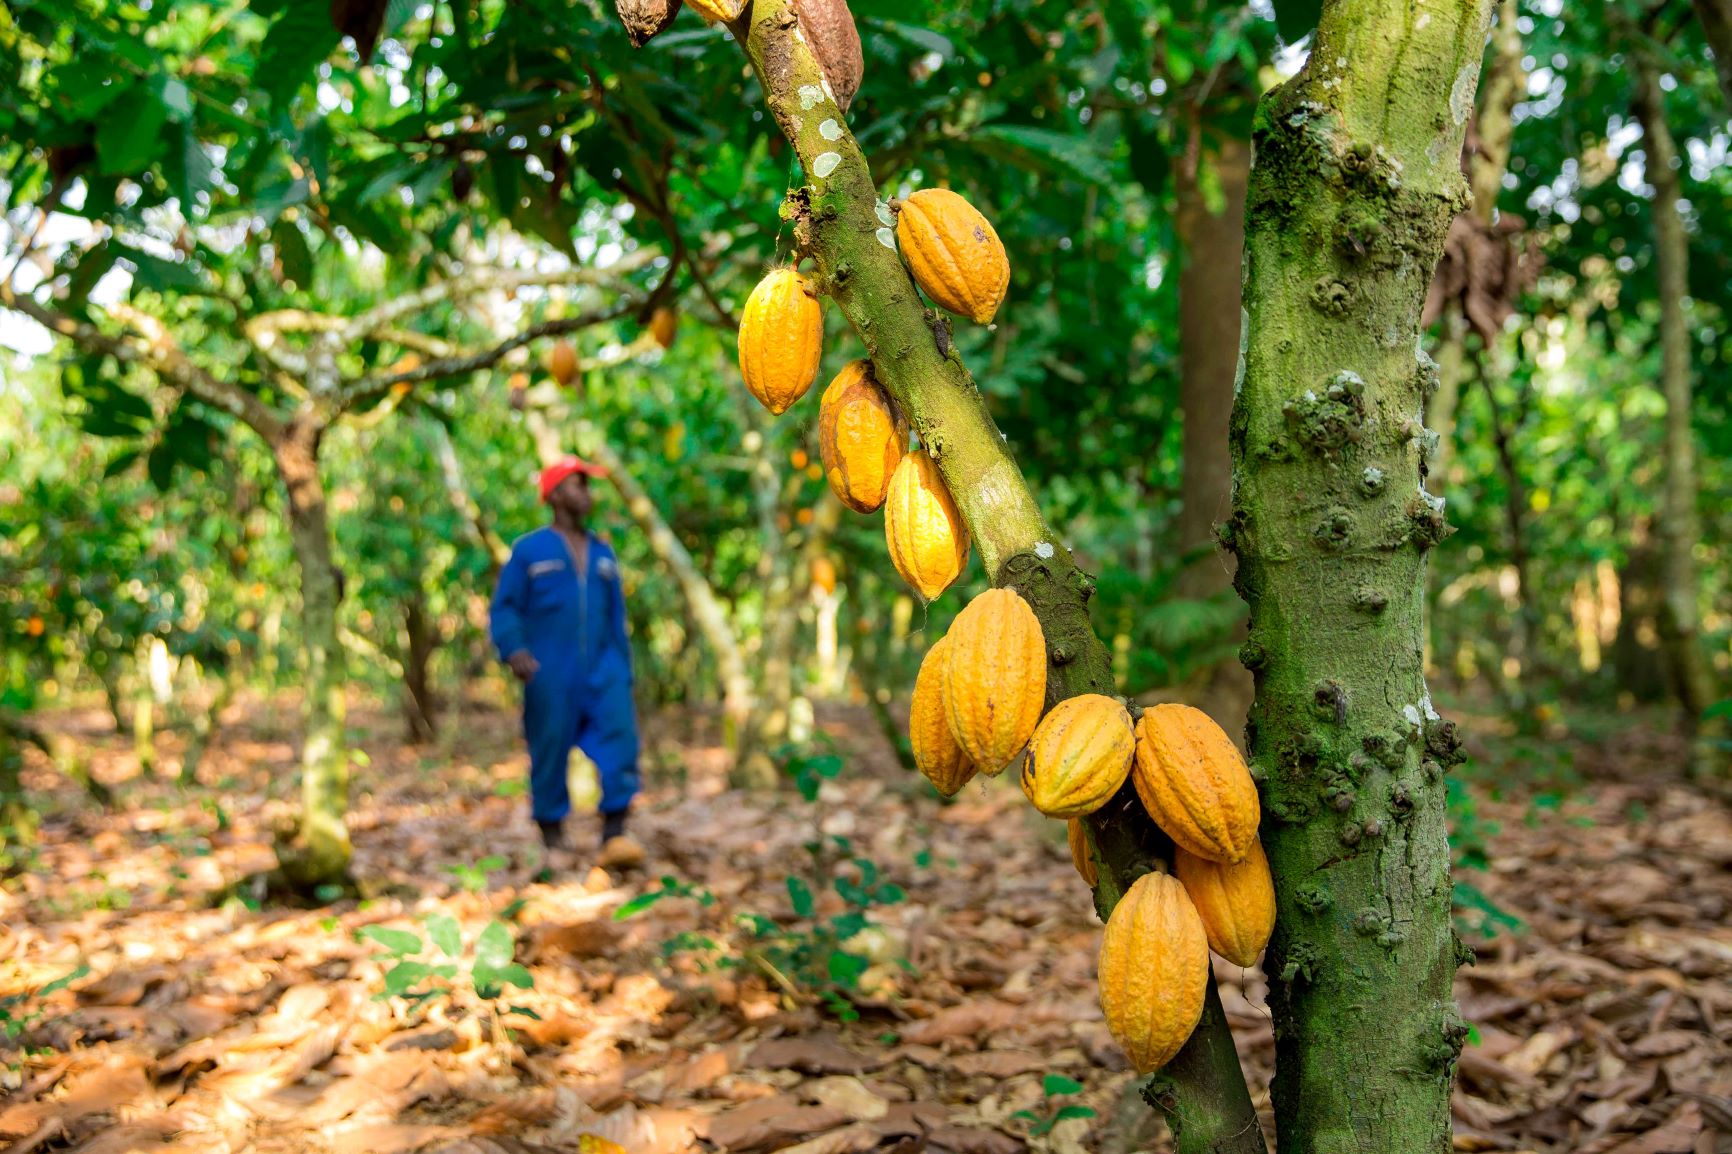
[431,419,508,585]
[179,666,237,786]
[1632,53,1718,757]
[730,7,1264,1149]
[272,419,352,889]
[1477,368,1541,689]
[401,590,439,744]
[1693,0,1732,108]
[1175,134,1256,739]
[732,403,795,787]
[1230,1,1493,1150]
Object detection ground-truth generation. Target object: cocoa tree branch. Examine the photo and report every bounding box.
[0,283,287,440]
[725,6,1264,1149]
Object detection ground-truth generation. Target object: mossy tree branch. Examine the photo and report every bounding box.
[1229,0,1494,1149]
[725,5,1263,1150]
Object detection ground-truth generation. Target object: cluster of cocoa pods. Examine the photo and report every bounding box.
[910,585,1274,1073]
[735,189,1008,602]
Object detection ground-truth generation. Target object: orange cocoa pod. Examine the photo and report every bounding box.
[649,306,678,349]
[883,449,968,601]
[942,588,1045,775]
[1174,839,1276,968]
[1067,818,1097,888]
[810,555,838,595]
[895,188,1010,324]
[1098,872,1209,1073]
[910,635,976,796]
[1132,704,1260,864]
[819,360,908,514]
[548,340,580,387]
[1020,694,1134,818]
[738,268,823,415]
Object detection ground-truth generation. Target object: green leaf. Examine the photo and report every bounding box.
[258,4,342,104]
[1273,0,1324,44]
[95,94,169,176]
[150,74,194,120]
[37,964,90,998]
[473,920,515,970]
[382,960,437,997]
[613,889,669,920]
[274,221,313,288]
[787,876,815,919]
[1043,1074,1085,1097]
[826,950,869,987]
[968,125,1113,187]
[1052,1105,1097,1122]
[425,913,461,958]
[359,925,424,956]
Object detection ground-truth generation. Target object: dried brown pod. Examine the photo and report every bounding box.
[798,0,864,112]
[615,0,683,46]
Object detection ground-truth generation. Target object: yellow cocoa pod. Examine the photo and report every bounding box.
[910,635,975,796]
[1021,694,1134,818]
[578,1138,628,1154]
[548,340,580,387]
[819,360,908,513]
[896,188,1010,325]
[1098,872,1209,1073]
[649,306,678,349]
[738,268,823,415]
[1067,818,1097,888]
[1174,840,1276,968]
[684,0,743,21]
[943,588,1046,774]
[1132,704,1261,864]
[883,449,968,600]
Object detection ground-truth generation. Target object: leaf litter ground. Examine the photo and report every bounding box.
[2,696,1728,1153]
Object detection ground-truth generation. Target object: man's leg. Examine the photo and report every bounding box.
[523,675,576,848]
[577,678,642,865]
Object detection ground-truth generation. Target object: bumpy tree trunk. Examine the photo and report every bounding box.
[1228,1,1493,1149]
[272,421,353,889]
[729,6,1264,1150]
[1176,135,1256,738]
[1631,53,1718,761]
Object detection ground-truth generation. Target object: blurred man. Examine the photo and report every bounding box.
[490,456,644,870]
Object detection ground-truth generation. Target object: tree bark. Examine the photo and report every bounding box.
[1631,51,1718,758]
[1176,134,1256,740]
[401,589,439,744]
[1693,0,1732,108]
[728,6,1264,1150]
[1476,367,1542,690]
[272,420,353,889]
[1229,0,1493,1149]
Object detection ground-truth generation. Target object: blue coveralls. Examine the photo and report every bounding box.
[489,527,640,823]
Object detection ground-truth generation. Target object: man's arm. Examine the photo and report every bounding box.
[489,546,538,681]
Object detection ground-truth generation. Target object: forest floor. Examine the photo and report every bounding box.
[2,692,1730,1154]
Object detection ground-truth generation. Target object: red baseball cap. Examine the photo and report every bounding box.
[539,456,608,503]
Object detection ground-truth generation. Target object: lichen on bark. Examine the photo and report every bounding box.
[1229,1,1495,1149]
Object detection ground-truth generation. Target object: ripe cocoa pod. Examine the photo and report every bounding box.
[943,588,1046,775]
[1098,872,1209,1073]
[738,268,823,416]
[577,1138,627,1154]
[548,341,580,387]
[797,0,863,112]
[1132,704,1261,864]
[1068,818,1097,888]
[810,555,838,595]
[1174,840,1276,968]
[883,449,968,601]
[819,360,907,514]
[895,188,1010,325]
[910,635,975,796]
[1020,694,1134,818]
[614,0,682,46]
[684,0,743,21]
[649,306,678,349]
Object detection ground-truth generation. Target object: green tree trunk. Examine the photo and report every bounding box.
[1631,50,1719,760]
[1228,0,1493,1149]
[272,421,353,889]
[727,6,1264,1150]
[1176,135,1256,738]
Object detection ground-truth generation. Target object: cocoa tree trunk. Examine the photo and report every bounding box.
[1631,50,1719,761]
[1477,367,1543,690]
[401,589,439,744]
[728,6,1264,1149]
[1229,1,1494,1150]
[1176,133,1255,738]
[272,419,352,889]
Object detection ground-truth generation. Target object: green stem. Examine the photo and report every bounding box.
[728,7,1261,1150]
